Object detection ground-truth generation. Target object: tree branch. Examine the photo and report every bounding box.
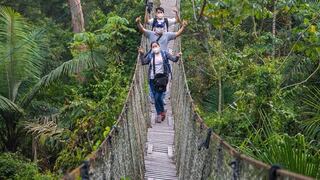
[276,14,320,72]
[280,60,320,91]
[197,0,207,22]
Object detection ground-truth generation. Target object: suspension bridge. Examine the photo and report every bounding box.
[64,0,314,179]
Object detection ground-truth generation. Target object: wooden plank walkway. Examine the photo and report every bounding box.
[144,1,178,179]
[144,99,177,180]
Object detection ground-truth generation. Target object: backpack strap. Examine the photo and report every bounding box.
[152,17,157,31]
[160,51,169,75]
[162,51,172,79]
[164,18,169,32]
[156,34,163,42]
[152,53,156,77]
[161,51,168,65]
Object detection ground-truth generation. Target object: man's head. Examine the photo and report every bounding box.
[155,7,165,19]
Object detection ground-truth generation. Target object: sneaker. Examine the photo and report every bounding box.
[160,112,166,121]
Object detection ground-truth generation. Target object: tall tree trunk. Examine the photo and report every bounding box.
[68,0,85,33]
[2,113,18,151]
[198,0,207,22]
[218,18,224,115]
[252,16,258,38]
[191,0,197,20]
[258,1,265,35]
[272,0,277,59]
[218,74,222,114]
[32,137,38,163]
[68,0,85,82]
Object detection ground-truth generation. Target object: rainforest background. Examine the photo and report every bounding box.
[0,0,319,179]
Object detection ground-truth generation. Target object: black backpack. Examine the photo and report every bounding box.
[152,18,169,32]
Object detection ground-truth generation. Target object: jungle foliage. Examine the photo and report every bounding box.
[0,0,319,178]
[182,0,320,178]
[0,0,144,178]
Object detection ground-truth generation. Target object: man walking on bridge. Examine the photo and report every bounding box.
[135,16,187,51]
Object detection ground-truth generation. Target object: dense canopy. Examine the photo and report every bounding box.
[0,0,319,179]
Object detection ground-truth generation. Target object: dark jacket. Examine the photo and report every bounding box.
[139,50,179,79]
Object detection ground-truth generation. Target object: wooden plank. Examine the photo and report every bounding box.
[153,147,168,151]
[151,113,156,124]
[146,168,177,174]
[148,130,174,134]
[148,131,174,135]
[145,175,177,180]
[147,139,174,144]
[145,167,176,172]
[148,137,174,142]
[145,173,177,178]
[146,167,177,172]
[168,117,173,126]
[147,143,153,154]
[145,176,178,180]
[168,146,173,158]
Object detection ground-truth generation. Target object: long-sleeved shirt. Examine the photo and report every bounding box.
[139,50,179,79]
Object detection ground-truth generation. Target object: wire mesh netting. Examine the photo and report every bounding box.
[65,0,315,179]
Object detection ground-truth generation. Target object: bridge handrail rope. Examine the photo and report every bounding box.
[64,24,150,180]
[172,46,314,180]
[65,0,315,179]
[172,2,313,180]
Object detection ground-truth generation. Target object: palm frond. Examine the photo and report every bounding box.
[281,56,314,87]
[20,52,98,108]
[0,94,23,113]
[263,134,319,178]
[0,7,42,101]
[259,109,274,138]
[240,111,320,178]
[242,132,319,178]
[23,114,65,139]
[302,86,320,139]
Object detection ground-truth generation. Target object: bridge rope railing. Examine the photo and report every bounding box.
[171,2,314,179]
[171,46,314,180]
[64,34,151,180]
[64,2,158,179]
[171,51,315,180]
[64,0,315,179]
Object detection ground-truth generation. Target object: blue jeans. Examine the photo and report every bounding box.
[149,79,164,115]
[149,80,166,101]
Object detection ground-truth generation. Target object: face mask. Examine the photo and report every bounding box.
[152,47,160,54]
[157,13,164,19]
